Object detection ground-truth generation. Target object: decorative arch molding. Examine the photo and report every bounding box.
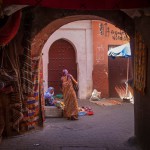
[42,21,93,99]
[42,37,78,67]
[30,8,134,57]
[53,38,78,63]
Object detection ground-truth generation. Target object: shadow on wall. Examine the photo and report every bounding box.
[92,64,108,98]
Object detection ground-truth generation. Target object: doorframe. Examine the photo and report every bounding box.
[48,38,78,95]
[42,37,78,92]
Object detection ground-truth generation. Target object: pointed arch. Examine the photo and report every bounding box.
[48,39,77,94]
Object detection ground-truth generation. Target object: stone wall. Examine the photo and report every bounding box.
[134,16,150,150]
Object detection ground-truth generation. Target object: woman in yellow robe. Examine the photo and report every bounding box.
[61,69,78,120]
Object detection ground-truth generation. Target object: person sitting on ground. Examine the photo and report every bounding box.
[44,87,55,106]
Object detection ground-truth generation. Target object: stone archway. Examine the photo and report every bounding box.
[1,6,150,149]
[30,8,134,57]
[22,8,150,150]
[29,8,134,99]
[27,6,136,142]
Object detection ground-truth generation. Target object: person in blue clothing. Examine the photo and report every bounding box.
[44,87,55,106]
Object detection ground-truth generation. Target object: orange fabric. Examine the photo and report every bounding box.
[61,75,78,118]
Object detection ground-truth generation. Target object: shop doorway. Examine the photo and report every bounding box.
[108,45,133,98]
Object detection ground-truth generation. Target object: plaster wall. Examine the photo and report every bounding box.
[42,20,93,99]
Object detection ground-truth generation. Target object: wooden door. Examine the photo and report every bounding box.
[108,57,128,97]
[48,39,77,94]
[108,45,132,98]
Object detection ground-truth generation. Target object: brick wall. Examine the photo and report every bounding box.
[92,20,130,98]
[93,64,108,97]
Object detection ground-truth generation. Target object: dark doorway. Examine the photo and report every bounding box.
[108,45,132,97]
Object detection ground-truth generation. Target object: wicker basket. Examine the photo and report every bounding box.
[44,106,63,118]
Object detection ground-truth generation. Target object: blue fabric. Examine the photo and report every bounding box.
[44,92,52,99]
[44,87,55,106]
[47,87,54,93]
[44,87,54,99]
[108,43,131,58]
[78,111,87,116]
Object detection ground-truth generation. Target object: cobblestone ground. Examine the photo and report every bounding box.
[0,99,139,150]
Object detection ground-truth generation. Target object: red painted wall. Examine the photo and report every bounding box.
[92,20,130,98]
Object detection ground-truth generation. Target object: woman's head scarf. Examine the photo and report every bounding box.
[62,69,68,76]
[47,87,54,93]
[62,69,70,80]
[44,87,54,99]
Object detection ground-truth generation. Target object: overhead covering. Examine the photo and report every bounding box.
[108,42,131,98]
[4,5,28,16]
[108,43,131,58]
[3,0,150,10]
[0,10,22,46]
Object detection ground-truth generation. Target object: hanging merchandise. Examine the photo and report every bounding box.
[0,10,22,46]
[134,32,147,94]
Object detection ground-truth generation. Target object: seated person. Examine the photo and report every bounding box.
[44,87,55,106]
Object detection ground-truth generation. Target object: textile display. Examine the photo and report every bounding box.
[0,41,43,133]
[134,32,147,94]
[21,56,44,130]
[0,10,44,133]
[19,10,44,131]
[10,93,23,132]
[0,47,15,86]
[78,106,94,116]
[21,10,33,94]
[0,94,13,137]
[20,96,38,131]
[22,96,39,130]
[0,42,23,133]
[0,10,22,46]
[38,57,45,124]
[8,41,24,133]
[28,57,39,130]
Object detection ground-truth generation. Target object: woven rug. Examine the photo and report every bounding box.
[90,98,122,106]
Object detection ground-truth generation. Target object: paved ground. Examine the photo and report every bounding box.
[0,99,139,150]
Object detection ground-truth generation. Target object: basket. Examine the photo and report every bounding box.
[44,106,63,118]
